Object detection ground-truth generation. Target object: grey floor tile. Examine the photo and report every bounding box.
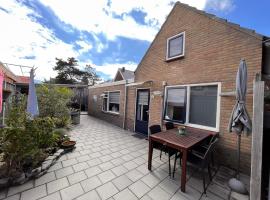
[96,182,119,200]
[76,155,91,163]
[62,158,78,167]
[7,181,34,196]
[85,166,102,178]
[2,194,20,200]
[55,166,74,179]
[111,165,128,176]
[47,177,69,194]
[113,188,138,200]
[68,171,87,185]
[80,176,102,192]
[73,162,89,172]
[35,172,56,186]
[98,170,116,183]
[60,183,84,200]
[21,185,47,200]
[159,177,179,195]
[99,161,115,171]
[76,190,101,200]
[112,175,133,191]
[39,192,61,200]
[129,180,151,198]
[48,162,63,172]
[147,185,171,200]
[141,173,162,188]
[126,169,144,182]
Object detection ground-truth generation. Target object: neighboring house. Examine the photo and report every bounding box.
[88,2,270,174]
[0,63,20,124]
[88,67,134,127]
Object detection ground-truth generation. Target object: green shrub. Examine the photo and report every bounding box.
[36,85,73,128]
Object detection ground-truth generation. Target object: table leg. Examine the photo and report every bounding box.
[181,150,187,192]
[148,139,153,171]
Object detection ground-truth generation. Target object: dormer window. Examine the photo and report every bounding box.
[166,32,185,61]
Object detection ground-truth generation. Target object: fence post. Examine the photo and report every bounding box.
[250,78,264,200]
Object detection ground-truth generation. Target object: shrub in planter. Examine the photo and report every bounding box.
[36,84,73,128]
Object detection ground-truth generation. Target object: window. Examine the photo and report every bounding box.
[102,91,120,113]
[164,87,186,123]
[163,83,220,131]
[166,32,185,60]
[189,86,218,127]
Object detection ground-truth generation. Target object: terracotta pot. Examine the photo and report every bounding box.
[61,141,76,149]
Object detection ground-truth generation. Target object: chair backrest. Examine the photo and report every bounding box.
[203,138,219,160]
[149,125,161,134]
[165,122,174,130]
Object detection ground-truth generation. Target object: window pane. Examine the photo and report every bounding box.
[164,87,186,123]
[109,103,119,112]
[103,98,108,111]
[168,35,183,58]
[189,85,218,127]
[109,92,120,104]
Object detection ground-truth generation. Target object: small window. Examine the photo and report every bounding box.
[166,32,185,60]
[108,91,120,113]
[102,91,120,113]
[164,87,186,123]
[102,92,108,111]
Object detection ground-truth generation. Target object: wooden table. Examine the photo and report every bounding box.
[148,127,217,192]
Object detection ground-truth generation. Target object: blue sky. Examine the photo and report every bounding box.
[0,0,269,81]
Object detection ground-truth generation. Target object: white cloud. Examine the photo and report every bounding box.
[93,61,137,79]
[39,0,208,42]
[76,40,93,54]
[205,0,235,12]
[0,0,79,80]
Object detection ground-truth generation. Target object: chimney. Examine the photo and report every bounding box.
[121,67,125,72]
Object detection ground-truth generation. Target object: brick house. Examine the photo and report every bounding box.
[89,2,270,173]
[88,67,134,128]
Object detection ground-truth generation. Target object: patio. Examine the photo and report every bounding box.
[0,115,250,200]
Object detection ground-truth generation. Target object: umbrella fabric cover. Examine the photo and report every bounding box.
[27,69,39,118]
[228,59,252,135]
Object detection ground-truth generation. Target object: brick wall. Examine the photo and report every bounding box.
[127,3,263,174]
[88,83,126,128]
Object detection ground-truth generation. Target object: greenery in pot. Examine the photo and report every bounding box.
[36,84,74,128]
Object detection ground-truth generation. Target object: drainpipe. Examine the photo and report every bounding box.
[122,79,128,129]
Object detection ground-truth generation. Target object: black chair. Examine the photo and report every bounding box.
[191,134,219,167]
[149,124,177,176]
[165,122,174,130]
[173,138,219,194]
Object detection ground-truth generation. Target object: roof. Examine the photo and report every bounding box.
[0,62,17,82]
[16,76,30,84]
[176,1,266,40]
[121,69,134,80]
[135,1,268,74]
[114,67,134,81]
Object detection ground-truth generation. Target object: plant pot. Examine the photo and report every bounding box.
[70,111,80,125]
[61,141,76,152]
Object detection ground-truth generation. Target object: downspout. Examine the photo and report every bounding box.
[122,79,128,129]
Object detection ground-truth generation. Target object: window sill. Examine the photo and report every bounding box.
[102,111,120,116]
[165,54,184,62]
[163,120,218,132]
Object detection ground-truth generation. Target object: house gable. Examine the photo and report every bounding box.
[134,2,264,84]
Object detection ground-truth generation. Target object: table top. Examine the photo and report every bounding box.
[149,127,217,150]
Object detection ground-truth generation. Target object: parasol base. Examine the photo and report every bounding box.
[228,178,247,194]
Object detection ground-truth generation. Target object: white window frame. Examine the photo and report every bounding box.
[163,82,221,132]
[166,32,185,61]
[102,90,120,114]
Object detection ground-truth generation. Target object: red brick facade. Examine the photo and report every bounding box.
[89,3,264,174]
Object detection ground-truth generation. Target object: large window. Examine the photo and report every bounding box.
[102,91,120,113]
[163,83,220,131]
[166,32,185,60]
